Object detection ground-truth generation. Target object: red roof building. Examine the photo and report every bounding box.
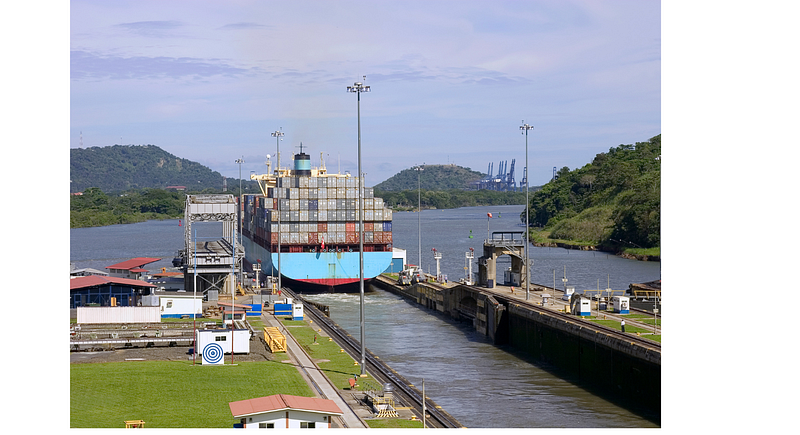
[70,275,157,291]
[229,394,342,429]
[106,257,161,280]
[69,275,156,308]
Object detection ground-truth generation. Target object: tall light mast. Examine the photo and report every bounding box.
[271,130,284,295]
[520,122,533,300]
[347,77,370,376]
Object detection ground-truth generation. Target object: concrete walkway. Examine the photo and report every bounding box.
[261,313,368,429]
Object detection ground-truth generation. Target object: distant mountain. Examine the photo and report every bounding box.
[373,164,484,191]
[70,145,225,193]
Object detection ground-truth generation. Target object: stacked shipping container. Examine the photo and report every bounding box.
[242,175,393,254]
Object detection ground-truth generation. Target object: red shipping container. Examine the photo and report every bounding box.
[308,233,319,244]
[345,222,356,232]
[385,233,392,243]
[271,233,278,244]
[346,232,358,244]
[318,222,327,232]
[364,222,374,232]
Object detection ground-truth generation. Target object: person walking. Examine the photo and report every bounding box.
[621,319,626,333]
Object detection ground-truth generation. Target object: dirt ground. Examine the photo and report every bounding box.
[70,334,274,364]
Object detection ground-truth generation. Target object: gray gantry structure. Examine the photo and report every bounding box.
[177,194,245,297]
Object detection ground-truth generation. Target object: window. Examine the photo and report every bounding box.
[259,423,266,428]
[215,336,227,341]
[166,301,173,308]
[300,422,315,428]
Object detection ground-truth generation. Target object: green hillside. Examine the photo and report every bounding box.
[525,134,660,253]
[70,145,226,193]
[374,164,485,191]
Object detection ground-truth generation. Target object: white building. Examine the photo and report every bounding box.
[156,291,202,318]
[196,328,251,356]
[229,394,343,429]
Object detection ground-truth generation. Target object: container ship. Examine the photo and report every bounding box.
[242,149,393,292]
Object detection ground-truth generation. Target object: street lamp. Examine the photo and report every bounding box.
[235,156,244,288]
[520,122,533,301]
[347,77,370,376]
[414,165,424,274]
[271,130,284,295]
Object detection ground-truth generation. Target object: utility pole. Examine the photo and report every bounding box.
[235,156,244,288]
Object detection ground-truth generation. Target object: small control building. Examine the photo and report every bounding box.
[229,394,343,429]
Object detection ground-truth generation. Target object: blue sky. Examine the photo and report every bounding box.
[68,0,660,187]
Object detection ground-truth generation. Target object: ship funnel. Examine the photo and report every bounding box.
[294,142,311,176]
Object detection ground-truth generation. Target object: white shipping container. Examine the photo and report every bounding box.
[290,199,299,210]
[300,210,308,222]
[299,177,308,188]
[77,306,161,324]
[300,188,308,199]
[280,223,289,233]
[318,210,328,221]
[318,187,327,199]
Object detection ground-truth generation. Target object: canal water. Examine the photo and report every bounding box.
[70,205,660,428]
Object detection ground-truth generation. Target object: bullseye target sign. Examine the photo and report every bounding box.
[202,342,224,365]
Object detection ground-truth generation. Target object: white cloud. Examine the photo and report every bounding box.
[70,0,661,186]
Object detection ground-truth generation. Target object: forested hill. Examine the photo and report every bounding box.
[374,164,484,191]
[70,145,224,193]
[527,134,661,250]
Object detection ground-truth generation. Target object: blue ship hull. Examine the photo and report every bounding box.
[241,234,392,291]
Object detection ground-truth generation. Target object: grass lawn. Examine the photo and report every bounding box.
[279,317,381,391]
[70,360,313,428]
[588,319,652,334]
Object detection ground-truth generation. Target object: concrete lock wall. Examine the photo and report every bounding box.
[372,276,659,412]
[506,304,660,411]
